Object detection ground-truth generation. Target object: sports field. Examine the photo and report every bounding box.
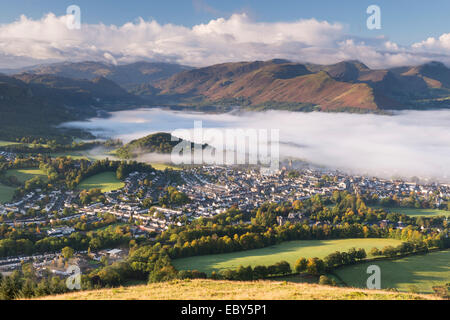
[334,250,450,293]
[6,168,47,183]
[0,183,15,204]
[172,238,403,275]
[77,172,125,192]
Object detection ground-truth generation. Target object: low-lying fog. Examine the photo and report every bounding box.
[62,108,450,182]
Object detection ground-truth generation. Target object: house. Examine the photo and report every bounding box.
[106,249,123,258]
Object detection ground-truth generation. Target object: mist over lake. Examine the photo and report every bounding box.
[62,108,450,182]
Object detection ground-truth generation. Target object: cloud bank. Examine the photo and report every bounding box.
[1,12,450,69]
[63,108,450,182]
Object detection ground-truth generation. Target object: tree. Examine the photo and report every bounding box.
[381,245,397,258]
[236,265,253,280]
[318,275,334,286]
[369,247,381,256]
[274,261,291,276]
[306,257,325,276]
[61,246,74,260]
[20,279,36,298]
[253,265,269,279]
[142,197,154,208]
[294,257,308,273]
[148,265,178,283]
[356,248,367,260]
[100,255,109,267]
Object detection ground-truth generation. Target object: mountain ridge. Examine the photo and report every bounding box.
[150,59,450,111]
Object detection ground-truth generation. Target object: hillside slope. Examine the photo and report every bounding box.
[154,59,450,111]
[38,279,437,300]
[20,61,192,89]
[0,73,141,142]
[115,132,208,159]
[156,60,381,111]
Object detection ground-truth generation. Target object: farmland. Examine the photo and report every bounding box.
[334,250,450,294]
[172,238,403,275]
[378,207,450,217]
[0,183,15,204]
[6,168,47,183]
[76,172,125,192]
[0,140,21,147]
[150,163,181,171]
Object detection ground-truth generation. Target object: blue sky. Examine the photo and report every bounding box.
[0,0,449,68]
[1,0,449,45]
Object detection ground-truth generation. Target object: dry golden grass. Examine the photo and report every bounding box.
[37,279,439,300]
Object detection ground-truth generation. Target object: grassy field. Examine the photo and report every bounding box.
[0,140,49,148]
[50,152,91,160]
[0,140,21,147]
[77,172,125,192]
[372,206,450,217]
[6,168,47,184]
[334,250,450,294]
[150,163,181,171]
[173,239,403,275]
[37,279,436,300]
[0,183,15,204]
[51,148,120,162]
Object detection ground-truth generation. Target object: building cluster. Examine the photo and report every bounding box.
[1,166,449,232]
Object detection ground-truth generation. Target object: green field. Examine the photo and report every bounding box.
[173,238,403,275]
[77,172,125,192]
[0,183,15,204]
[150,163,181,171]
[50,152,91,160]
[0,140,49,148]
[374,207,450,217]
[334,250,450,294]
[6,168,47,183]
[0,140,21,147]
[51,148,119,162]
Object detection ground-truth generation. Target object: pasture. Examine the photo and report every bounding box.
[150,163,181,171]
[76,172,124,192]
[6,168,47,184]
[0,140,21,147]
[0,183,15,204]
[381,207,450,217]
[172,238,403,275]
[334,250,450,294]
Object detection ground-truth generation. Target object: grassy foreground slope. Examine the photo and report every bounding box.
[38,279,437,300]
[173,239,403,274]
[334,250,450,294]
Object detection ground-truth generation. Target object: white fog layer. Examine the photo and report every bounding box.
[62,108,450,182]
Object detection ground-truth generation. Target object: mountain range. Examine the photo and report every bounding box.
[153,59,450,111]
[1,59,450,141]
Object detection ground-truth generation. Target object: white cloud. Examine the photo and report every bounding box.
[0,12,450,69]
[412,33,450,51]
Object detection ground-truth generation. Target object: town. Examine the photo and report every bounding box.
[1,156,449,277]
